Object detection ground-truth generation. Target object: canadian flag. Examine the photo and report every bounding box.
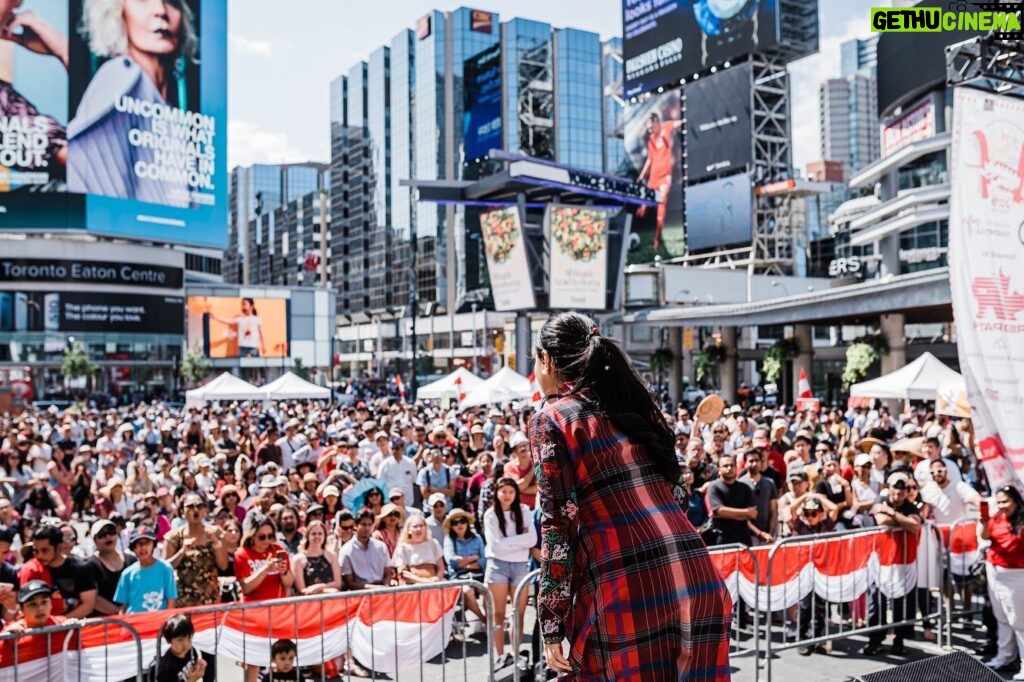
[528,372,542,405]
[798,367,813,399]
[395,374,406,401]
[453,376,465,402]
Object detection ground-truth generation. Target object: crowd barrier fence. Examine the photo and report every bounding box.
[0,579,493,682]
[939,516,983,649]
[0,617,144,682]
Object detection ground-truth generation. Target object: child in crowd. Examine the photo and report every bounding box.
[155,614,216,682]
[260,638,312,681]
[114,526,177,613]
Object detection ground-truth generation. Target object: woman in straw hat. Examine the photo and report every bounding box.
[529,312,731,679]
[371,503,405,557]
[443,508,487,625]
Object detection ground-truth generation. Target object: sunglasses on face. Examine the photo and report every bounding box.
[452,519,468,526]
[255,533,274,541]
[184,503,203,510]
[339,525,355,532]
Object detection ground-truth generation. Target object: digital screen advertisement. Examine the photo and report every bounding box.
[0,0,227,247]
[0,291,183,334]
[685,172,753,251]
[186,296,290,359]
[622,89,685,263]
[546,205,610,311]
[463,44,502,161]
[684,61,753,182]
[622,0,778,98]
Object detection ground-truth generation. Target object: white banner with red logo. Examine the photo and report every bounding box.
[882,97,936,157]
[949,88,1024,490]
[708,530,919,611]
[0,588,460,680]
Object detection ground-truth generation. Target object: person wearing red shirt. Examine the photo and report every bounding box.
[980,485,1024,677]
[1,580,78,668]
[502,432,537,509]
[234,514,294,682]
[636,112,682,250]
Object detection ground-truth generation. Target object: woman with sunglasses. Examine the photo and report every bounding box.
[162,493,227,608]
[372,503,405,557]
[979,485,1024,677]
[529,312,731,679]
[443,508,487,626]
[234,513,294,682]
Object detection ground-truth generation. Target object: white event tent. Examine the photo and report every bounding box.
[262,372,331,401]
[850,352,964,401]
[459,366,533,409]
[185,372,263,406]
[416,367,484,401]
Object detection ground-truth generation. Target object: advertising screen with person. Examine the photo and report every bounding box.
[0,0,227,246]
[186,296,289,359]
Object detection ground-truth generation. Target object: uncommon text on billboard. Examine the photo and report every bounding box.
[117,96,217,207]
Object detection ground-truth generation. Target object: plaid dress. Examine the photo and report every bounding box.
[530,396,732,681]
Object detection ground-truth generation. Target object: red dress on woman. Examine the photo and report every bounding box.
[530,395,733,681]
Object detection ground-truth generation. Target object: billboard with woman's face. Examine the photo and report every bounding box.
[0,0,227,247]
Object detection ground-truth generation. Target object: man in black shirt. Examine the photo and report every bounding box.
[862,471,922,657]
[738,448,777,545]
[705,454,757,546]
[87,519,136,616]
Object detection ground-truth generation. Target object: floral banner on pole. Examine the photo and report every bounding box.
[480,207,535,311]
[546,205,610,310]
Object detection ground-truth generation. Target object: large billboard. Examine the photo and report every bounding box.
[684,61,753,182]
[479,207,535,311]
[464,44,502,161]
[0,0,227,247]
[546,205,610,310]
[0,291,182,334]
[685,172,753,251]
[622,90,685,263]
[623,0,778,98]
[187,296,290,359]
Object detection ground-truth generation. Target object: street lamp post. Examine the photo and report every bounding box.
[409,222,418,401]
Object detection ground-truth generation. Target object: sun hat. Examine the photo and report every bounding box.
[442,508,476,533]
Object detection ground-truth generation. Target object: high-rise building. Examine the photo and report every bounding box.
[225,162,329,285]
[818,75,880,178]
[840,36,878,79]
[328,9,621,324]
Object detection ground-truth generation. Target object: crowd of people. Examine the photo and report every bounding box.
[0,382,1020,677]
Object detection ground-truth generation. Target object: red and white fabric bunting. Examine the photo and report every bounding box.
[0,587,460,681]
[709,530,920,612]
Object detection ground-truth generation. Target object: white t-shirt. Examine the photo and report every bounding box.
[236,315,261,350]
[392,539,443,569]
[921,480,981,525]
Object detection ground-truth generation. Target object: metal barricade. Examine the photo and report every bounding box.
[0,616,144,682]
[762,523,946,682]
[0,580,493,682]
[510,545,760,682]
[940,516,985,650]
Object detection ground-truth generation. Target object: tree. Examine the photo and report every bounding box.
[61,341,98,396]
[180,344,212,388]
[292,357,309,380]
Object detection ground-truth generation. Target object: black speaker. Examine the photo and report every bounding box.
[855,651,1003,682]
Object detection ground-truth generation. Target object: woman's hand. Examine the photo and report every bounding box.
[1,11,68,67]
[543,641,572,673]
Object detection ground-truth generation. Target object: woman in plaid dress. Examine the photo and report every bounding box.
[529,312,732,680]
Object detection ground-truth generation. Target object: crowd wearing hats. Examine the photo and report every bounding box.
[0,398,549,675]
[0,394,997,671]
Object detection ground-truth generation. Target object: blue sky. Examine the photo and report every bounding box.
[228,0,884,173]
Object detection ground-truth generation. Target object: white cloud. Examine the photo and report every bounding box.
[229,33,274,58]
[228,120,311,168]
[788,15,874,174]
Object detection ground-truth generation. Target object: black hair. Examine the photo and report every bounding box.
[998,486,1024,535]
[242,297,258,316]
[161,614,195,642]
[271,638,297,657]
[536,312,679,483]
[31,523,62,547]
[335,510,354,525]
[924,436,941,448]
[492,476,526,537]
[355,507,376,524]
